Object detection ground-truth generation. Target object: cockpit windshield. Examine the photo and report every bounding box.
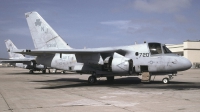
[148,43,162,54]
[163,46,172,54]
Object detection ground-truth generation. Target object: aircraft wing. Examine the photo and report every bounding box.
[14,48,127,56]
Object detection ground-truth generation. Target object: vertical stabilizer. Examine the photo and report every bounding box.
[25,11,72,50]
[5,40,25,59]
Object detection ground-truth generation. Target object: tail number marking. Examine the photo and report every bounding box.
[139,53,149,57]
[47,44,56,47]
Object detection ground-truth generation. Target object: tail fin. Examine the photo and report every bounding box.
[5,39,25,59]
[25,11,72,50]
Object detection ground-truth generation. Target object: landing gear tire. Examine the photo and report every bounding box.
[106,76,114,82]
[29,70,34,74]
[88,76,97,84]
[162,78,169,84]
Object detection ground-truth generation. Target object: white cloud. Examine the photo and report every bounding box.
[100,20,141,31]
[132,0,191,13]
[101,20,132,29]
[100,19,165,34]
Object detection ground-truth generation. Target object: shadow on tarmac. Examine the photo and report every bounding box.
[3,70,200,90]
[33,77,200,90]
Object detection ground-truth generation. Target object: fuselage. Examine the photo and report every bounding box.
[36,42,192,76]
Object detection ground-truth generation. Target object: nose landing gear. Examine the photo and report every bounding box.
[162,78,169,84]
[162,74,176,84]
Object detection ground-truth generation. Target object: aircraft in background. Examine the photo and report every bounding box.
[0,39,46,73]
[15,11,192,84]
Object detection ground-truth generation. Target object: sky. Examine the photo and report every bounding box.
[0,0,200,58]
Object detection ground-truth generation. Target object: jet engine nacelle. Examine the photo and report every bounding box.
[111,58,133,74]
[103,56,133,74]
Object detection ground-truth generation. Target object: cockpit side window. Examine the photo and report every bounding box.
[148,43,162,55]
[163,46,172,54]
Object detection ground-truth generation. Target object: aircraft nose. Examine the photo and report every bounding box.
[181,57,192,70]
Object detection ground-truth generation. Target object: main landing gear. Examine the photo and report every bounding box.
[88,75,97,84]
[87,72,115,84]
[88,72,98,84]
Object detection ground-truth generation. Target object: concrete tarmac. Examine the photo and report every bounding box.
[0,67,200,112]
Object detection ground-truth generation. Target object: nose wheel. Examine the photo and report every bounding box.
[162,74,175,84]
[162,78,169,84]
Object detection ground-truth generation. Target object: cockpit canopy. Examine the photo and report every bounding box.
[148,43,172,55]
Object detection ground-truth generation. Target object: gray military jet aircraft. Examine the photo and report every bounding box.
[0,39,46,73]
[15,11,192,84]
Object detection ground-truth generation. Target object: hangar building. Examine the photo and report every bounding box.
[166,40,200,68]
